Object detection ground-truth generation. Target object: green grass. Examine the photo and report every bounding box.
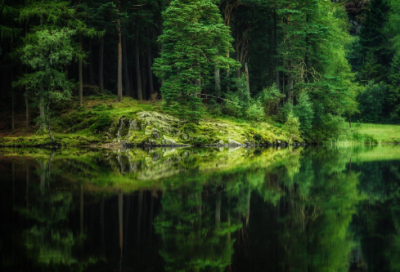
[353,123,400,144]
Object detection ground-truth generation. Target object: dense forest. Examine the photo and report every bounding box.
[0,0,399,142]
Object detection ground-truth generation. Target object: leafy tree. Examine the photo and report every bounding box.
[153,0,238,122]
[14,28,75,141]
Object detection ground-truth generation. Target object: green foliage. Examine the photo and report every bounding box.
[153,0,239,122]
[293,92,314,134]
[14,28,75,127]
[388,52,400,122]
[283,111,300,142]
[257,84,284,116]
[357,82,389,123]
[245,100,265,122]
[358,0,391,83]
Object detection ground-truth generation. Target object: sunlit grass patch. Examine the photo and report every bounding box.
[356,123,400,144]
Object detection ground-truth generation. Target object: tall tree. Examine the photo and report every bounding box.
[153,0,238,121]
[14,28,75,141]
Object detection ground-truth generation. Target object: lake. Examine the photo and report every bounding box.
[1,146,400,272]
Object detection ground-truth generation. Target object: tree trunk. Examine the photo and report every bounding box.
[245,62,250,95]
[147,31,155,96]
[79,34,83,106]
[274,9,280,89]
[117,24,123,102]
[99,37,104,94]
[122,36,131,96]
[89,41,94,85]
[287,67,293,104]
[11,69,14,132]
[25,82,30,128]
[349,115,352,128]
[135,24,143,100]
[39,96,45,132]
[141,50,147,99]
[215,64,221,96]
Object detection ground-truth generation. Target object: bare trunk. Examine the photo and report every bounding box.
[215,65,221,96]
[122,36,131,96]
[135,24,143,100]
[11,78,14,132]
[39,96,45,132]
[99,37,104,94]
[25,72,29,128]
[274,9,280,89]
[245,62,250,95]
[147,41,155,96]
[89,41,94,85]
[141,51,147,99]
[117,24,123,102]
[79,34,83,106]
[287,67,293,104]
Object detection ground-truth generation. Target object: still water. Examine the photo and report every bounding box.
[1,146,400,272]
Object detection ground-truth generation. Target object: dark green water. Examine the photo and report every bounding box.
[1,146,400,272]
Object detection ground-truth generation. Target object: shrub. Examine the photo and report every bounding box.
[283,111,300,142]
[258,84,285,115]
[246,99,265,121]
[293,92,314,134]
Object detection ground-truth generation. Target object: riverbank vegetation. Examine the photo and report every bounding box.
[0,0,399,145]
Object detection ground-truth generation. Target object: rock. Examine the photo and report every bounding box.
[228,139,242,147]
[215,140,224,145]
[145,126,152,135]
[146,139,157,146]
[162,135,177,145]
[152,129,161,139]
[132,119,140,131]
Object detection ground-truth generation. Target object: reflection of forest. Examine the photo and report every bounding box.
[0,146,399,271]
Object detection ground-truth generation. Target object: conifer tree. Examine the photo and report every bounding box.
[358,0,391,82]
[153,0,238,122]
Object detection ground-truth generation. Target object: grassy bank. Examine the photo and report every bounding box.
[340,123,400,145]
[0,95,291,147]
[1,94,399,147]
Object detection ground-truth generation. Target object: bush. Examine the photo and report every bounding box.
[245,99,265,121]
[293,92,314,134]
[283,111,300,142]
[258,84,285,115]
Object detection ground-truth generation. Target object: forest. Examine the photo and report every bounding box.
[0,0,400,144]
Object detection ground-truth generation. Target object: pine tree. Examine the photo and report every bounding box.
[153,0,238,122]
[358,0,391,82]
[388,53,400,121]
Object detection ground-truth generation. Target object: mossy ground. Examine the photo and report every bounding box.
[0,94,291,147]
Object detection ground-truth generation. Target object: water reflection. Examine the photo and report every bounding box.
[1,146,400,271]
